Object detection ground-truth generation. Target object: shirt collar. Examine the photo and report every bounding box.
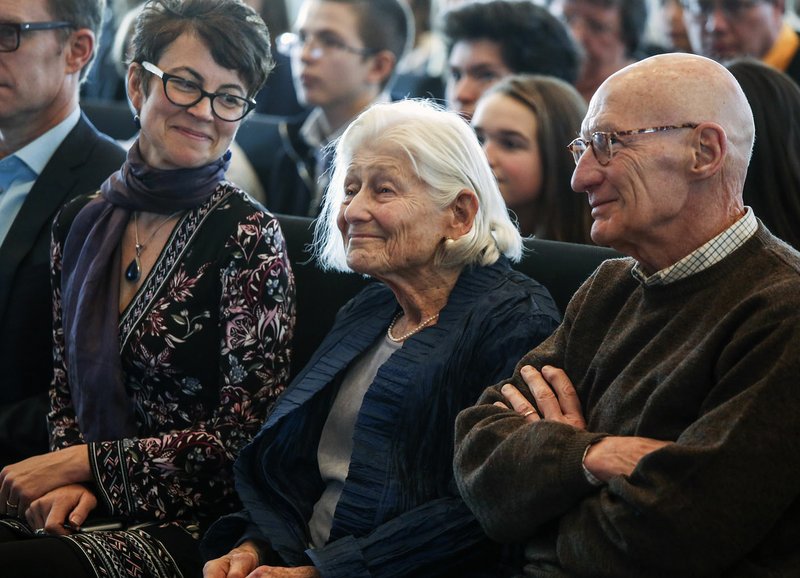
[300,94,392,150]
[14,107,81,176]
[762,22,800,73]
[632,207,757,286]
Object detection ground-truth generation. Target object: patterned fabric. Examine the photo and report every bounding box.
[0,182,296,578]
[631,207,757,286]
[66,528,183,578]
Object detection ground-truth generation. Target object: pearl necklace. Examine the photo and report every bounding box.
[386,311,439,343]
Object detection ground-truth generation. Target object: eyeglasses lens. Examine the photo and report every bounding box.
[0,24,18,52]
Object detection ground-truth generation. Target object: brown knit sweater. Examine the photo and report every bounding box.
[454,225,800,577]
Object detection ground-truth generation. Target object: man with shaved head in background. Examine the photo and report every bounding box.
[454,53,800,577]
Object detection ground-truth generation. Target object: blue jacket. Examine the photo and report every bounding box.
[203,257,560,577]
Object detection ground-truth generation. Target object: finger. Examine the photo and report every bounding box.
[541,366,586,428]
[492,401,510,410]
[67,492,97,529]
[42,499,72,536]
[228,552,260,578]
[520,366,562,419]
[500,383,539,421]
[202,559,228,578]
[25,500,45,530]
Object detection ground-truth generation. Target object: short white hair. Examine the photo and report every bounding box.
[313,99,522,272]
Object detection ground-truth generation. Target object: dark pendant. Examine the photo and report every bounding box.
[125,256,141,282]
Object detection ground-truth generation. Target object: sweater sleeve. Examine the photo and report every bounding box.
[456,270,800,576]
[547,316,800,576]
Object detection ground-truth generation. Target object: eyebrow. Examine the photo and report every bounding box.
[166,66,246,95]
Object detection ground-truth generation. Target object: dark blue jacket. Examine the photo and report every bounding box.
[203,258,560,577]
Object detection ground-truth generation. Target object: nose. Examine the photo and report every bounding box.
[342,188,370,225]
[482,140,498,169]
[568,18,589,46]
[187,95,214,121]
[705,6,729,32]
[570,146,603,193]
[451,77,479,116]
[299,37,323,63]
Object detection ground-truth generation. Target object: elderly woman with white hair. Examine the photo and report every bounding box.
[201,99,560,578]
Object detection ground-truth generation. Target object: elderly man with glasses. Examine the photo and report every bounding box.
[454,52,800,577]
[682,0,800,84]
[0,0,125,468]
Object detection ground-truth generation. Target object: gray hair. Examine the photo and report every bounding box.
[313,99,522,272]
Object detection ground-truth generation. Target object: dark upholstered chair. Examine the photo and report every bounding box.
[275,213,621,382]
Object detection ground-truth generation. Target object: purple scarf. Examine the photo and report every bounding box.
[60,141,231,442]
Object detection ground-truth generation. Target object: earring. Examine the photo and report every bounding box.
[133,114,141,129]
[444,237,455,246]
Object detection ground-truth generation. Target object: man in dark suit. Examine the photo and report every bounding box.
[0,0,126,466]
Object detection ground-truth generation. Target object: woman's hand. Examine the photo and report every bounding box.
[0,445,92,516]
[204,542,262,578]
[25,484,98,536]
[246,567,321,578]
[203,543,321,578]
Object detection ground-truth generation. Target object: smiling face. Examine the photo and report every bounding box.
[336,141,455,282]
[127,31,245,170]
[472,92,542,210]
[446,39,512,120]
[571,82,693,257]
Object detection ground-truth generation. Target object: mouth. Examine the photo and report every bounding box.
[173,125,212,141]
[589,196,616,217]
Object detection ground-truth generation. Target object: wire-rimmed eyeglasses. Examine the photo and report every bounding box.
[276,31,377,60]
[140,61,256,122]
[567,124,699,166]
[0,21,74,52]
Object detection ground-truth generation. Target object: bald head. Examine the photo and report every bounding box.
[573,53,755,270]
[590,53,755,188]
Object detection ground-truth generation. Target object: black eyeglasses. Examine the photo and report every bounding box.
[0,21,74,52]
[140,61,256,122]
[567,124,698,166]
[276,31,377,60]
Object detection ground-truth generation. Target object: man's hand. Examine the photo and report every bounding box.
[496,365,671,482]
[495,365,586,429]
[583,436,671,482]
[25,484,98,535]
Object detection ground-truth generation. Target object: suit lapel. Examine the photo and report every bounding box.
[0,116,100,323]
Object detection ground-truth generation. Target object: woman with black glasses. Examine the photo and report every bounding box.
[0,1,295,576]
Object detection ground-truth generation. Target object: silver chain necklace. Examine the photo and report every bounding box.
[124,211,181,283]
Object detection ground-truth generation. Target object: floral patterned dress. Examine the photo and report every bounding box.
[1,183,295,577]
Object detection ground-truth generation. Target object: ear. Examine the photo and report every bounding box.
[64,28,95,76]
[447,189,479,239]
[126,62,144,113]
[366,50,397,88]
[688,122,727,180]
